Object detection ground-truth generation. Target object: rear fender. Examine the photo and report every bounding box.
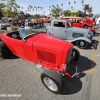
[89,28,96,33]
[68,37,92,43]
[84,18,94,26]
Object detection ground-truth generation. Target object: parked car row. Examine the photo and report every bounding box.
[61,16,96,35]
[0,18,98,94]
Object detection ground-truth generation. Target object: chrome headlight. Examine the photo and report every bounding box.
[87,31,93,40]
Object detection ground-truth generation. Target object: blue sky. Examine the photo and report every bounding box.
[16,0,100,15]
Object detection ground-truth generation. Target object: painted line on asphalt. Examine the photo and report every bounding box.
[81,36,99,100]
[96,55,100,57]
[81,74,92,100]
[85,36,99,74]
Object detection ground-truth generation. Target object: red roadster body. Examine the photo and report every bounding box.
[0,26,80,94]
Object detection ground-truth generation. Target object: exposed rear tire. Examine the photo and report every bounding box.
[71,48,80,62]
[0,42,11,58]
[41,70,63,94]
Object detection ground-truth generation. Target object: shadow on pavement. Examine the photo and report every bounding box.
[77,55,96,72]
[0,54,19,59]
[62,72,85,95]
[62,55,96,95]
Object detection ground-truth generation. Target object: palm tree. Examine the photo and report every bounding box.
[51,5,62,17]
[81,0,84,5]
[43,11,45,15]
[49,6,51,8]
[74,1,76,10]
[41,7,43,15]
[34,6,37,15]
[71,6,73,10]
[88,7,92,16]
[83,4,89,15]
[68,2,71,10]
[61,3,63,6]
[29,5,33,15]
[52,5,55,8]
[32,8,34,15]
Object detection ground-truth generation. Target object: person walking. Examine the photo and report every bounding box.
[96,16,100,28]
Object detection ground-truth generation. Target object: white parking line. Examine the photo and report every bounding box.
[96,55,100,57]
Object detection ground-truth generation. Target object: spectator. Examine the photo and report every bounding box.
[96,16,100,28]
[34,18,38,25]
[25,19,29,26]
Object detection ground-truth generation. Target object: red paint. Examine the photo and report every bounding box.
[0,31,75,78]
[62,17,96,33]
[38,18,49,23]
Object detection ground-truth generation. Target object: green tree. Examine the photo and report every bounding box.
[83,4,89,15]
[88,7,92,16]
[51,4,62,17]
[0,3,5,17]
[6,0,19,17]
[63,10,71,16]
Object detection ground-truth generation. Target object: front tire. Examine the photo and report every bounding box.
[0,42,11,58]
[41,70,63,94]
[76,40,89,49]
[71,48,80,62]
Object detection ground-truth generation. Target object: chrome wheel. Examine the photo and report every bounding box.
[41,70,63,94]
[80,41,85,47]
[43,77,58,92]
[76,40,89,49]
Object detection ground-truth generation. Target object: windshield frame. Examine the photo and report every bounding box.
[18,25,47,40]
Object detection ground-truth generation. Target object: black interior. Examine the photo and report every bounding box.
[7,31,22,40]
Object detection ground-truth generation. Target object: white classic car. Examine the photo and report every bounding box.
[0,21,10,30]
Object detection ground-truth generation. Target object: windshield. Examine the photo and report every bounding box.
[19,25,46,38]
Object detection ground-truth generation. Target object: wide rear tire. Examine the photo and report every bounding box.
[0,42,11,58]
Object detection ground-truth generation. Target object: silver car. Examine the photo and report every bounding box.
[47,19,97,49]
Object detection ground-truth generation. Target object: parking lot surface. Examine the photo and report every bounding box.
[0,25,100,100]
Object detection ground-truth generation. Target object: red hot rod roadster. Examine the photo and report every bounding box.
[0,25,80,94]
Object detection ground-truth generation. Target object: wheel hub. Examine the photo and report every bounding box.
[43,77,58,92]
[80,41,84,47]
